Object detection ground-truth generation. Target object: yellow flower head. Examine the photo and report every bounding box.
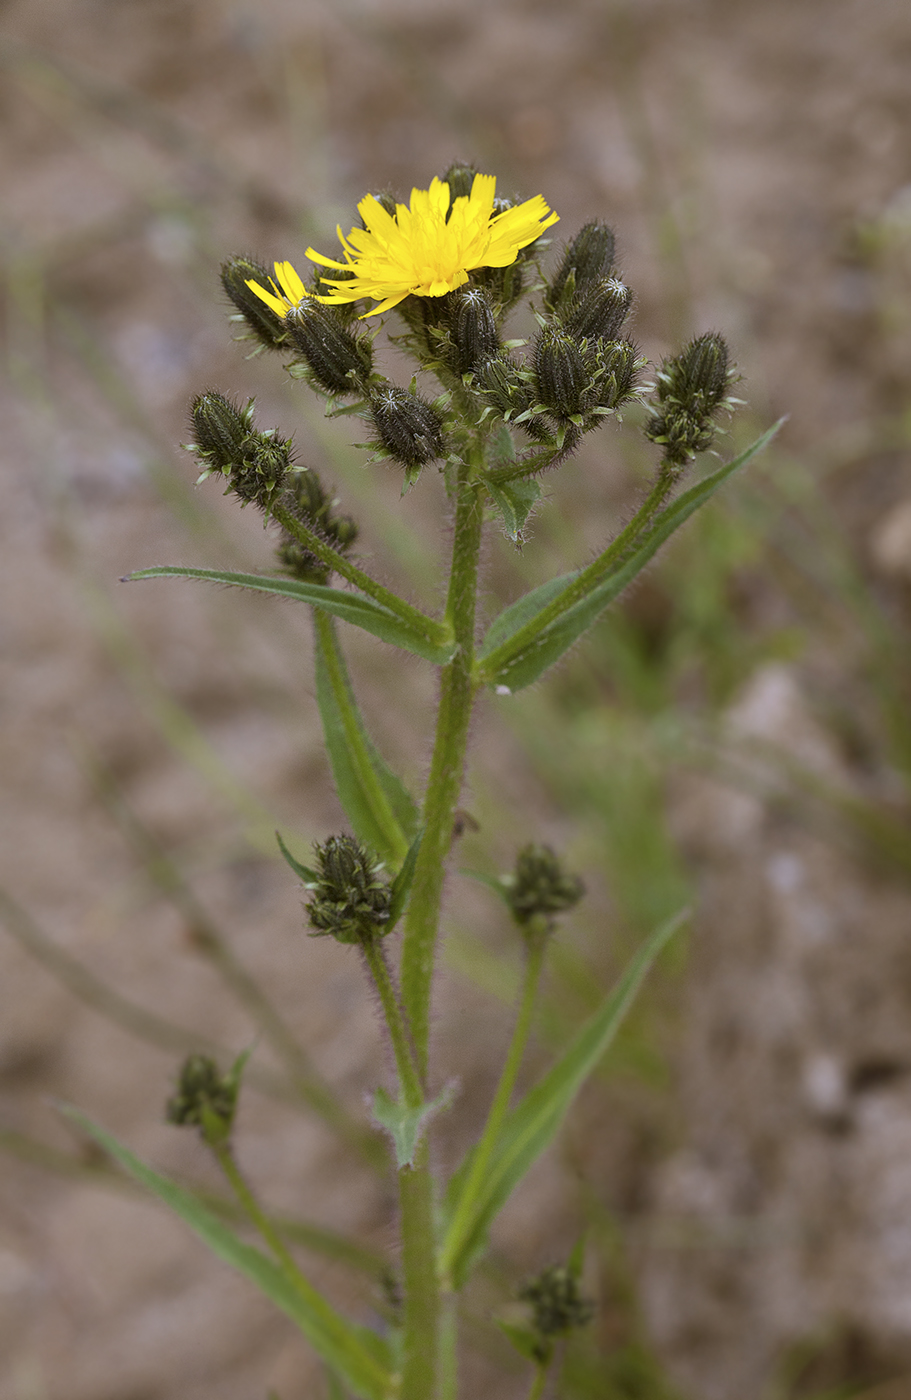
[246,174,559,320]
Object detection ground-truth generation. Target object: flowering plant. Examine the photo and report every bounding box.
[69,165,775,1399]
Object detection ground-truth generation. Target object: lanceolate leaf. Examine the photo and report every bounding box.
[127,567,455,665]
[62,1109,392,1400]
[313,613,417,866]
[441,909,689,1288]
[387,830,424,931]
[478,424,782,691]
[484,475,542,542]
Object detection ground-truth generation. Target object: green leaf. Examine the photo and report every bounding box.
[371,1083,454,1169]
[484,475,541,542]
[478,424,782,690]
[441,909,689,1288]
[313,615,417,866]
[497,1316,545,1364]
[276,832,319,885]
[61,1109,392,1400]
[478,573,576,661]
[127,567,455,665]
[387,830,423,931]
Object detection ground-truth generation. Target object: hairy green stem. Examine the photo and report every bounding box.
[396,450,487,1400]
[361,936,422,1108]
[440,928,548,1283]
[401,464,486,1073]
[272,501,449,648]
[526,1361,550,1400]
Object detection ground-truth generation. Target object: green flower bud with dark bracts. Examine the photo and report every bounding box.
[276,468,358,583]
[565,276,632,344]
[286,300,373,397]
[191,390,253,469]
[506,844,585,929]
[519,1266,594,1342]
[220,254,290,351]
[441,162,478,206]
[449,287,500,376]
[166,1053,240,1145]
[545,221,616,313]
[590,338,644,413]
[644,332,737,467]
[369,386,447,472]
[190,391,293,513]
[534,327,592,419]
[475,354,535,423]
[306,835,392,945]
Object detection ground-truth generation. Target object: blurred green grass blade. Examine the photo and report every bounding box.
[441,909,689,1288]
[128,567,456,664]
[313,612,416,865]
[479,425,782,690]
[62,1109,392,1400]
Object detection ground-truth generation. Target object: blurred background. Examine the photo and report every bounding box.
[2,1,911,1397]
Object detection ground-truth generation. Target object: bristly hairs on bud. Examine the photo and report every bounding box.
[368,384,448,486]
[189,391,294,515]
[448,286,500,377]
[276,469,358,584]
[221,254,290,353]
[545,221,617,317]
[305,834,392,945]
[644,332,739,467]
[563,276,633,344]
[504,843,585,937]
[285,300,375,398]
[166,1051,247,1146]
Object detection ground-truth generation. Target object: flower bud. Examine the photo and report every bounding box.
[441,162,478,205]
[449,287,500,376]
[276,469,358,583]
[546,221,616,313]
[564,277,632,344]
[369,386,447,472]
[533,328,591,419]
[306,835,392,945]
[475,355,535,422]
[220,254,289,350]
[644,332,736,466]
[506,844,585,929]
[286,300,373,397]
[190,392,292,512]
[166,1053,240,1145]
[590,338,643,412]
[518,1265,594,1341]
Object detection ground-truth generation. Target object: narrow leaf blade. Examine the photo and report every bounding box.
[62,1109,391,1400]
[442,909,689,1286]
[387,830,424,931]
[480,424,782,690]
[313,617,414,865]
[127,568,455,664]
[276,832,319,885]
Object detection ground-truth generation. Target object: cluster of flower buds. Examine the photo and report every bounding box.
[166,1053,241,1146]
[644,332,738,467]
[276,469,358,584]
[189,391,293,514]
[505,843,585,934]
[518,1265,594,1356]
[305,835,392,946]
[470,221,644,448]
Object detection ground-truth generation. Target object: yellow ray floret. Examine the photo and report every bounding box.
[246,174,559,320]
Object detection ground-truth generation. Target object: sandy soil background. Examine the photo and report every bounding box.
[2,1,911,1397]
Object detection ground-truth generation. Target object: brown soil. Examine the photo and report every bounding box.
[2,1,911,1397]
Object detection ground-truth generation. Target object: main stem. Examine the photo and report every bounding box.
[397,451,486,1400]
[401,458,485,1074]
